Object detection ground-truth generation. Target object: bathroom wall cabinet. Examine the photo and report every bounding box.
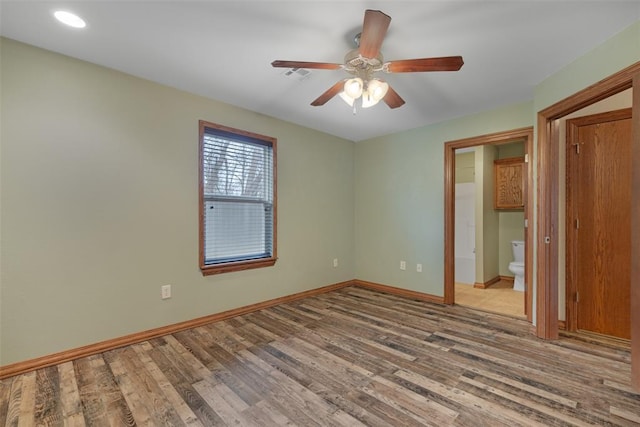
[494,157,525,210]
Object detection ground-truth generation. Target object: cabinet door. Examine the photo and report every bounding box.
[494,157,524,209]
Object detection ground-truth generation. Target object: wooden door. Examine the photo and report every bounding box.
[567,108,632,340]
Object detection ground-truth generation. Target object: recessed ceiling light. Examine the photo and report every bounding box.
[54,11,86,29]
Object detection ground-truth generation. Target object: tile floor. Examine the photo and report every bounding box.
[454,279,525,318]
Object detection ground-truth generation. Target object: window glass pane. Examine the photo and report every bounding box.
[203,135,272,202]
[200,122,275,271]
[204,200,270,263]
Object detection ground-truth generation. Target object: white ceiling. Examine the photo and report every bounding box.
[1,1,639,142]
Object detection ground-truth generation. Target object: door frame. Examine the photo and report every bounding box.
[444,126,534,322]
[536,61,640,389]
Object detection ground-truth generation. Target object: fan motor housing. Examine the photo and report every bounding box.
[343,48,384,74]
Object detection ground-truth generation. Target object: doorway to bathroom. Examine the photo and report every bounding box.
[444,127,534,322]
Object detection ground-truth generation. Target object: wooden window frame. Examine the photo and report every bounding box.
[198,120,277,275]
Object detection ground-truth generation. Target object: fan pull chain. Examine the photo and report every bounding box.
[353,104,357,115]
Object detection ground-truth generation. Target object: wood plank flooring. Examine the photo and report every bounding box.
[1,286,639,426]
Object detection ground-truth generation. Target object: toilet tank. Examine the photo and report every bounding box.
[511,240,525,262]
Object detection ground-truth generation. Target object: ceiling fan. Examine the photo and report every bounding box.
[271,9,464,109]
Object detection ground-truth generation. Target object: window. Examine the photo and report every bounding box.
[199,120,277,275]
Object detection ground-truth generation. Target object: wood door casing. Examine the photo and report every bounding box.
[566,108,632,340]
[536,61,640,389]
[444,127,533,321]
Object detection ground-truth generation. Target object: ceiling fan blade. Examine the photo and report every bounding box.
[271,60,342,70]
[358,10,391,59]
[383,86,405,109]
[311,80,346,106]
[385,56,464,73]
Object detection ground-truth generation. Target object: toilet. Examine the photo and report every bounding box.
[508,240,525,292]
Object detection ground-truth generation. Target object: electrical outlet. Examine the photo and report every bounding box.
[400,261,406,270]
[333,258,338,268]
[161,285,171,300]
[417,263,422,273]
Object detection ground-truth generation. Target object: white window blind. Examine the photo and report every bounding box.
[201,127,274,265]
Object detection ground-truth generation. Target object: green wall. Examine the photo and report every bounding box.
[0,38,355,365]
[1,18,639,365]
[534,21,640,113]
[475,145,500,284]
[355,19,639,302]
[354,101,533,295]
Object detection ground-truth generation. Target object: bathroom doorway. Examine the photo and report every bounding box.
[444,127,534,322]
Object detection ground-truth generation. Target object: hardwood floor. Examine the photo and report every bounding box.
[455,280,525,318]
[1,286,639,426]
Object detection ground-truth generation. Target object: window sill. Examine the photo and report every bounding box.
[200,257,277,276]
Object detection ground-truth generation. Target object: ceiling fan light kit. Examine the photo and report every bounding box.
[271,9,463,111]
[365,79,389,103]
[337,77,389,111]
[338,90,356,107]
[344,77,364,99]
